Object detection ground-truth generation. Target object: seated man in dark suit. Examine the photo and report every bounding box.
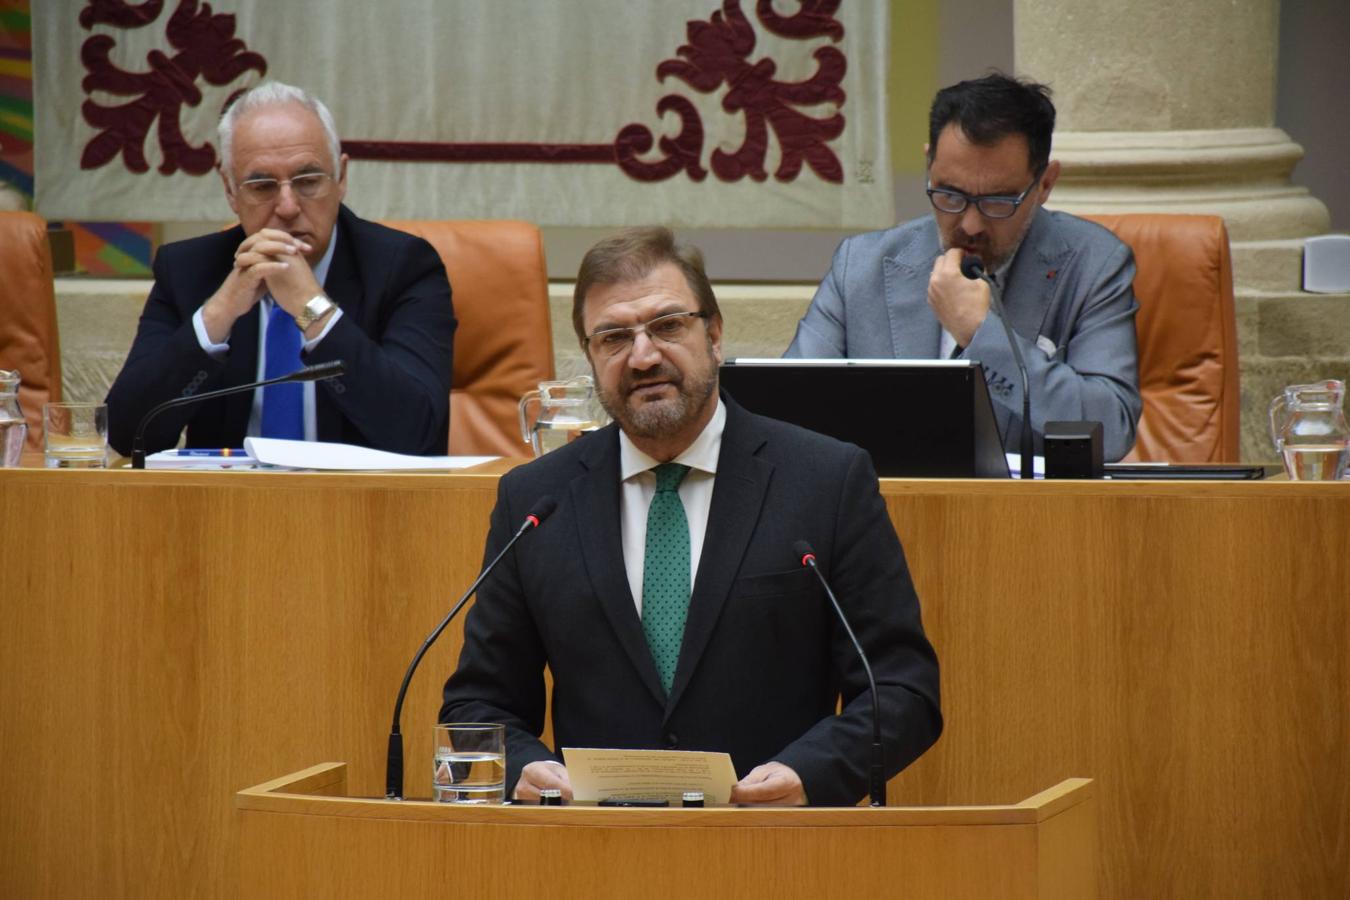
[442,227,941,806]
[106,81,456,456]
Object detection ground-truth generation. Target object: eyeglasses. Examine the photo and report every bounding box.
[925,170,1044,219]
[586,310,706,358]
[236,172,334,205]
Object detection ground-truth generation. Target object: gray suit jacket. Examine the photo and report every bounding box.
[786,209,1142,461]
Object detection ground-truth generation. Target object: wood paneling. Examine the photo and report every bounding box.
[885,478,1350,899]
[235,764,1096,900]
[0,469,498,899]
[0,470,1347,898]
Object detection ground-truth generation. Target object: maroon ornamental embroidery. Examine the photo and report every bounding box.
[346,1,848,186]
[79,0,266,175]
[80,0,165,29]
[614,95,709,182]
[75,0,848,186]
[618,0,845,183]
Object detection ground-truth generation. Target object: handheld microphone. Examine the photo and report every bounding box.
[129,360,347,468]
[385,496,557,800]
[960,255,1034,480]
[794,540,885,807]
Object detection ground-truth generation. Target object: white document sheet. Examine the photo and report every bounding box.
[1004,452,1047,479]
[561,747,737,805]
[243,437,496,471]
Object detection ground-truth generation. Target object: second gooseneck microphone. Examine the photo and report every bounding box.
[960,255,1034,480]
[795,540,886,807]
[129,360,346,468]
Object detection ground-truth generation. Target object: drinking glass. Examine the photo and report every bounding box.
[432,723,505,804]
[43,403,108,468]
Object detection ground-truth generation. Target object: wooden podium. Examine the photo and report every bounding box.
[236,764,1097,899]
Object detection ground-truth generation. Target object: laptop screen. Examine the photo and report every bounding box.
[719,359,1009,478]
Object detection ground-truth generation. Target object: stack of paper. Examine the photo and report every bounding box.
[243,438,497,471]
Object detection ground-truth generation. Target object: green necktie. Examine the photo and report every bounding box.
[642,463,691,695]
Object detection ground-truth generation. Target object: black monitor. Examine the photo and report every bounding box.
[719,359,1009,478]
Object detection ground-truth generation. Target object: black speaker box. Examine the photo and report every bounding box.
[1045,420,1104,479]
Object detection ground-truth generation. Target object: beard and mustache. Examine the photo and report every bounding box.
[938,219,1032,274]
[595,340,719,440]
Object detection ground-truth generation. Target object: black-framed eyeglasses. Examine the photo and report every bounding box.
[236,172,334,205]
[585,310,706,358]
[925,170,1044,219]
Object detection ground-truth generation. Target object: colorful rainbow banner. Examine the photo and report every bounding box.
[2,1,151,275]
[0,0,33,199]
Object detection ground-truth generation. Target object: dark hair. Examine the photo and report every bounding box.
[572,226,721,345]
[927,72,1056,174]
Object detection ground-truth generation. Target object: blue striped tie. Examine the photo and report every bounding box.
[261,301,304,439]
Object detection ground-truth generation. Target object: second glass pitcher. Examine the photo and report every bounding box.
[518,375,609,457]
[1268,379,1349,480]
[0,369,26,467]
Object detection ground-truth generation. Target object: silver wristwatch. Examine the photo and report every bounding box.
[295,294,336,330]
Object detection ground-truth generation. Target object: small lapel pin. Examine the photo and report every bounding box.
[1046,269,1058,280]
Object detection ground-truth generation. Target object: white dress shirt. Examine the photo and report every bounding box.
[191,232,342,441]
[618,398,726,615]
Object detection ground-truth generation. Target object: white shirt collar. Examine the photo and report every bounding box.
[618,397,725,482]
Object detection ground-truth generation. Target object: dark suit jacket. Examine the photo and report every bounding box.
[441,397,942,807]
[106,205,456,455]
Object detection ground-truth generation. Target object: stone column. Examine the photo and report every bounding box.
[1014,0,1328,242]
[1015,0,1347,461]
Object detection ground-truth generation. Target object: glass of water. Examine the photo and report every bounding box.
[432,723,505,804]
[43,403,108,468]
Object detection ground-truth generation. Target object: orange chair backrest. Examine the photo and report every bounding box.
[382,220,554,456]
[0,211,62,451]
[1082,213,1240,462]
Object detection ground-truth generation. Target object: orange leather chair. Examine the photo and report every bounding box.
[0,211,62,451]
[1083,213,1240,462]
[383,220,554,456]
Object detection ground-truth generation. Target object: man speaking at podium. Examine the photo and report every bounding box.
[442,228,941,807]
[106,82,455,456]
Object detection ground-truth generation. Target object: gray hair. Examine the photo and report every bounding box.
[217,81,342,185]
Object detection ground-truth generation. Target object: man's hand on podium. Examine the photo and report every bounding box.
[515,760,573,802]
[515,758,805,805]
[730,761,806,806]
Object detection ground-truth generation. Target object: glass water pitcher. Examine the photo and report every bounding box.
[518,375,608,457]
[1268,379,1349,480]
[0,369,26,467]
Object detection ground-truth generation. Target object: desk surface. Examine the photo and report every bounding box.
[1,469,1347,898]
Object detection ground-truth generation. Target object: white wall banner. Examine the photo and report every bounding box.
[34,0,891,228]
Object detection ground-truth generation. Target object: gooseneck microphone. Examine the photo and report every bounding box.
[384,496,557,800]
[794,540,886,807]
[129,360,347,468]
[960,255,1034,480]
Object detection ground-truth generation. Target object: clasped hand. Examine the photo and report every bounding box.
[200,228,322,343]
